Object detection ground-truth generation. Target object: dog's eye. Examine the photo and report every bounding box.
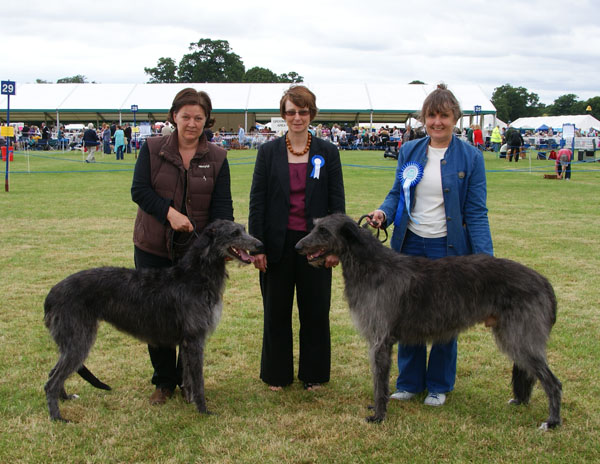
[318,227,331,237]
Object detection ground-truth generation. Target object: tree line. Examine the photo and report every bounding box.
[491,84,600,122]
[144,38,303,84]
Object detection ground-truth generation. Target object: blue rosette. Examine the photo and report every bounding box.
[395,161,424,225]
[310,155,325,179]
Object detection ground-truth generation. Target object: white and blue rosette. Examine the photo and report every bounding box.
[310,155,325,179]
[394,161,424,225]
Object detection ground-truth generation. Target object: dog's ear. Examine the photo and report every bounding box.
[339,221,363,245]
[202,222,219,241]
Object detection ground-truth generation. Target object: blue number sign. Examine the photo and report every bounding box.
[1,80,16,95]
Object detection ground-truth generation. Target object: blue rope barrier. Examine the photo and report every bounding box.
[3,151,599,175]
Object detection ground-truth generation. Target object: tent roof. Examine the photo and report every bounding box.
[1,82,496,124]
[510,114,600,131]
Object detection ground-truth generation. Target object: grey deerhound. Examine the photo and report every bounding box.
[44,220,262,422]
[295,214,562,429]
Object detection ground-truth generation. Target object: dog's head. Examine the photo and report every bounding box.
[295,213,364,267]
[199,220,262,264]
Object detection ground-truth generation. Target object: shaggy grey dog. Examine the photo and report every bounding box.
[295,214,562,429]
[44,220,262,422]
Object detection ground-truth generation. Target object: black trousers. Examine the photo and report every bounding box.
[134,246,182,391]
[259,230,332,387]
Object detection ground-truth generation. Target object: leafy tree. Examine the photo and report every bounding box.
[584,96,600,120]
[56,75,88,83]
[409,80,425,84]
[548,94,586,115]
[243,66,280,83]
[177,39,245,83]
[144,57,178,83]
[36,78,51,84]
[491,84,543,122]
[279,71,303,83]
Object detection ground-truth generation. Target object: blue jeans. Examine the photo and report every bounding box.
[396,229,457,394]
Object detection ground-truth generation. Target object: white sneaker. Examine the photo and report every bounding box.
[424,392,446,406]
[390,390,416,401]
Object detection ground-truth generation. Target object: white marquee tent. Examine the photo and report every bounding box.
[510,114,600,131]
[0,82,496,129]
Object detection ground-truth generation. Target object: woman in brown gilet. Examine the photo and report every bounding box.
[131,88,233,405]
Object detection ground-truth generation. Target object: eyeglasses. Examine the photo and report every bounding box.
[284,109,310,117]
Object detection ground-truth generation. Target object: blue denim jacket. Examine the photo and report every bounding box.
[379,135,493,256]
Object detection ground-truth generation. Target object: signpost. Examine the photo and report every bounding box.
[131,105,138,158]
[2,80,16,192]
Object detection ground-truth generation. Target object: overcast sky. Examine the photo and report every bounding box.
[3,0,599,105]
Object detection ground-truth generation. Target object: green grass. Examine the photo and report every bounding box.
[1,147,599,463]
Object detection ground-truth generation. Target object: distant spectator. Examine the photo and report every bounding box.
[102,123,112,154]
[490,125,502,152]
[41,122,51,140]
[466,124,474,144]
[555,147,572,180]
[83,123,100,163]
[238,124,245,146]
[124,123,132,153]
[161,121,173,136]
[403,126,415,143]
[506,127,524,162]
[114,125,125,160]
[473,124,484,151]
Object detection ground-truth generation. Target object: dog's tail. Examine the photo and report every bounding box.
[77,365,112,390]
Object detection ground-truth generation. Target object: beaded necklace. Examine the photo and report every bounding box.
[285,132,311,156]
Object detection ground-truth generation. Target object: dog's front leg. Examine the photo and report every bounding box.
[181,336,210,415]
[366,340,393,423]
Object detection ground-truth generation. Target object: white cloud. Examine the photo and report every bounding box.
[2,0,600,104]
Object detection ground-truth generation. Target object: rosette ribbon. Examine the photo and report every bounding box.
[395,161,424,225]
[310,155,325,179]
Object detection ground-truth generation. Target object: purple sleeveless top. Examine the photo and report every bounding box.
[288,163,308,231]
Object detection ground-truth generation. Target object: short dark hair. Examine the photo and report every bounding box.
[419,83,462,123]
[280,85,318,121]
[169,88,215,129]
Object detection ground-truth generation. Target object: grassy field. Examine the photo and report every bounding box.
[1,146,599,463]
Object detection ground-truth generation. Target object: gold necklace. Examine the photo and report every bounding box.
[286,133,311,156]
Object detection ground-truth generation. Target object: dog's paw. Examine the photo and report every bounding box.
[539,420,560,431]
[508,398,522,406]
[51,416,71,423]
[365,415,384,424]
[181,387,194,404]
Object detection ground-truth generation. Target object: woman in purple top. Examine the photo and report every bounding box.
[249,85,345,391]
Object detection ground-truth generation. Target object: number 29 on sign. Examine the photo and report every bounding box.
[1,81,16,95]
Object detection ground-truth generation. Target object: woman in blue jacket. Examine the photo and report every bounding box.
[368,84,493,406]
